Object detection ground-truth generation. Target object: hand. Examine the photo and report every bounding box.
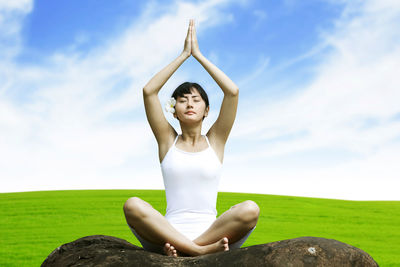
[181,20,192,58]
[190,19,202,59]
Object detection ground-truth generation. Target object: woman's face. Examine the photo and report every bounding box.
[174,88,209,122]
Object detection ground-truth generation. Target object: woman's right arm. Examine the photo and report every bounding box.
[143,21,192,145]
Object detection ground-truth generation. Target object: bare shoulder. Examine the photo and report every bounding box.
[158,131,178,163]
[206,131,226,164]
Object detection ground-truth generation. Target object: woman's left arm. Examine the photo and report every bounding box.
[191,20,238,144]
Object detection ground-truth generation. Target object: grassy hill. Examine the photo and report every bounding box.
[0,190,399,266]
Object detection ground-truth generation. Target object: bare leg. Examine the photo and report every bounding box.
[193,200,260,246]
[123,197,229,256]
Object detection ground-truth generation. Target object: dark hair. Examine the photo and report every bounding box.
[171,82,209,108]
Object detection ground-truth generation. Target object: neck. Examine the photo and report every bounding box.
[179,122,203,144]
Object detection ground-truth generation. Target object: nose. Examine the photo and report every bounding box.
[186,99,194,108]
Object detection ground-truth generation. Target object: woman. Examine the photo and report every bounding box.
[123,19,260,257]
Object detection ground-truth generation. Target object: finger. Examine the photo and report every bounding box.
[192,21,197,41]
[185,20,191,39]
[187,19,194,40]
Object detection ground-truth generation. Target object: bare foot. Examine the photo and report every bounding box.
[199,237,229,255]
[221,237,229,251]
[163,243,178,257]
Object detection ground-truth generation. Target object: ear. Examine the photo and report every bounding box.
[204,106,210,117]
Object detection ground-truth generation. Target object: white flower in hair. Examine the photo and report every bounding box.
[165,97,176,114]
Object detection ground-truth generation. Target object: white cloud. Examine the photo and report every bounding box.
[0,0,240,193]
[0,0,33,60]
[224,0,400,200]
[1,0,398,200]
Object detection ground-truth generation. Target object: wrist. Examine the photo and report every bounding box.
[180,51,191,60]
[193,51,204,61]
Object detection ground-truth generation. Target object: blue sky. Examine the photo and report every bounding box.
[1,0,400,200]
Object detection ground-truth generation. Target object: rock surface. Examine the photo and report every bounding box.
[42,235,379,267]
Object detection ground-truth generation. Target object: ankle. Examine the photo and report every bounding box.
[192,243,206,256]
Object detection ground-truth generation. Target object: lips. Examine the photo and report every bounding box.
[185,111,196,115]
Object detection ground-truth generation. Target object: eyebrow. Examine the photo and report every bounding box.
[181,95,200,99]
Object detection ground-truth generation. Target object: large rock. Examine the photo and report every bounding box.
[42,235,379,267]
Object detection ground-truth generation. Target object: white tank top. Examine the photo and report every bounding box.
[161,135,222,218]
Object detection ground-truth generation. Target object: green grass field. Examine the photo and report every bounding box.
[0,190,399,266]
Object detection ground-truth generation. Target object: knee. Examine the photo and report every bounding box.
[236,200,260,226]
[123,197,147,221]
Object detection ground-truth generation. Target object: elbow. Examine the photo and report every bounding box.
[143,86,160,96]
[143,87,152,96]
[228,87,239,97]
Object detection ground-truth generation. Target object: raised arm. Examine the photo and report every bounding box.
[191,20,239,144]
[143,22,192,146]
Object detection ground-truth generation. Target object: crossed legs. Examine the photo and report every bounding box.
[192,200,259,245]
[123,197,259,257]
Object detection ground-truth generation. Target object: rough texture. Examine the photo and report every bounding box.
[42,235,379,267]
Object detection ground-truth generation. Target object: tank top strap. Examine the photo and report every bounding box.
[204,135,211,147]
[173,135,179,146]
